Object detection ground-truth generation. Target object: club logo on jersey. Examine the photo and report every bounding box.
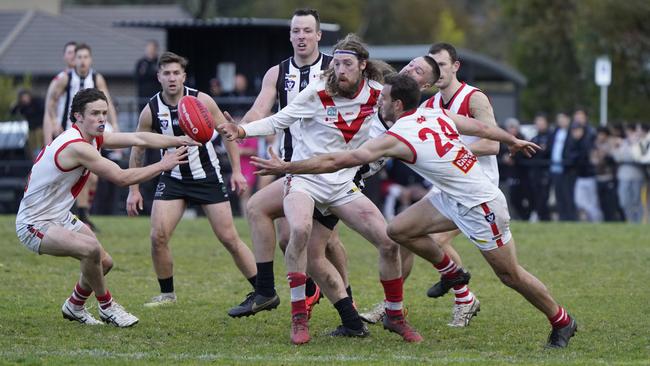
[484,212,495,224]
[326,106,337,117]
[300,79,308,89]
[172,117,179,127]
[284,79,295,92]
[452,147,477,174]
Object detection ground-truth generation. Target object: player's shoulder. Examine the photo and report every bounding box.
[367,79,384,90]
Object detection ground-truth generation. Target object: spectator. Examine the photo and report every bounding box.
[567,122,602,222]
[573,108,596,140]
[499,118,532,220]
[528,114,552,221]
[11,89,45,159]
[549,112,577,221]
[135,40,160,110]
[591,127,623,221]
[611,123,645,223]
[209,78,223,97]
[225,73,252,118]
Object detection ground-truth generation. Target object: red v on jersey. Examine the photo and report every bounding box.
[317,88,381,143]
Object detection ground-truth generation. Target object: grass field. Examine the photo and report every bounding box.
[0,215,649,365]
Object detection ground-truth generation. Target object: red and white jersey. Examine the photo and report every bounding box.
[16,125,102,225]
[387,108,500,208]
[424,82,499,185]
[256,78,382,185]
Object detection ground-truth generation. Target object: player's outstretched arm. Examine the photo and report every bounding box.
[102,131,198,149]
[201,92,248,193]
[70,142,189,187]
[251,134,406,176]
[448,110,540,157]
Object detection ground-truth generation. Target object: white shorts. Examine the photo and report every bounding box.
[284,175,363,216]
[428,189,512,251]
[16,212,85,254]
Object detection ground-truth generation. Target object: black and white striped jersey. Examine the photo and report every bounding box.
[149,87,223,182]
[60,69,97,130]
[275,53,332,161]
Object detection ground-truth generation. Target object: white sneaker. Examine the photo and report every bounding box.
[143,293,177,307]
[448,297,480,327]
[61,299,103,325]
[99,302,139,327]
[359,302,385,324]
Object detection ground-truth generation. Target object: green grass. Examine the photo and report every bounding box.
[0,215,649,365]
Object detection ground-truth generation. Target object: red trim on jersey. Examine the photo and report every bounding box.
[480,202,504,247]
[317,90,335,108]
[442,82,467,109]
[386,131,417,164]
[351,78,366,99]
[400,109,417,120]
[460,89,479,117]
[441,108,449,117]
[54,139,86,172]
[424,96,435,109]
[71,171,90,198]
[319,87,381,143]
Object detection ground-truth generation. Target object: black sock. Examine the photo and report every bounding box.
[247,275,257,290]
[334,297,363,330]
[255,262,276,297]
[77,207,89,221]
[158,276,174,293]
[346,285,353,301]
[305,277,317,297]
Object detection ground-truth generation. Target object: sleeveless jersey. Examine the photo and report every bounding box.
[60,69,97,131]
[424,82,499,185]
[275,53,332,161]
[246,78,383,185]
[16,125,103,225]
[149,87,222,182]
[387,108,499,208]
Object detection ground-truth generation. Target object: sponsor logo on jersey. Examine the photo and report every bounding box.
[284,79,295,91]
[452,147,477,173]
[300,79,308,89]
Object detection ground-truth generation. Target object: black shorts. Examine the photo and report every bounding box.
[154,175,229,205]
[312,208,339,231]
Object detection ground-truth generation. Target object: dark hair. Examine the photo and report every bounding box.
[63,41,77,53]
[428,42,458,63]
[158,51,188,70]
[421,55,440,84]
[75,43,91,55]
[293,8,321,31]
[384,73,421,111]
[70,88,107,123]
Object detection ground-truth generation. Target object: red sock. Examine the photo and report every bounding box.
[96,290,113,310]
[549,306,571,328]
[452,285,474,304]
[68,282,92,309]
[381,277,404,318]
[287,272,307,316]
[433,254,460,279]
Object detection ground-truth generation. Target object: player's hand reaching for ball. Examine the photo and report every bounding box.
[159,146,190,170]
[251,147,289,176]
[508,139,541,158]
[217,111,244,141]
[176,135,202,146]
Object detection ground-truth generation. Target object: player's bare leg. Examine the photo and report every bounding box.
[283,191,315,344]
[145,199,185,306]
[481,238,576,347]
[331,197,422,342]
[228,179,283,318]
[203,201,256,280]
[41,226,138,327]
